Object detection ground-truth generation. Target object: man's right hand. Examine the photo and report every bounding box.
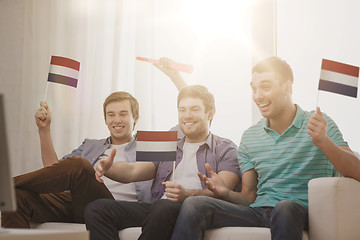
[35,101,51,129]
[95,148,116,183]
[154,57,187,91]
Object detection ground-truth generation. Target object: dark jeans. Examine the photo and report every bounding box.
[139,199,182,240]
[84,199,151,240]
[1,157,114,228]
[171,196,309,240]
[84,199,181,240]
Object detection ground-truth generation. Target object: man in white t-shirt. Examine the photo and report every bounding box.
[85,84,242,240]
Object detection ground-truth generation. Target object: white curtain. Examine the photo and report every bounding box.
[1,0,153,175]
[1,0,254,176]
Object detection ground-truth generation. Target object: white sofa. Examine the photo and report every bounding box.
[30,177,360,240]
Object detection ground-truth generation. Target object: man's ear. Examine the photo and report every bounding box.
[285,80,293,96]
[208,110,215,121]
[133,117,139,129]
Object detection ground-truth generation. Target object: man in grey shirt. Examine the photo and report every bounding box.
[1,91,152,228]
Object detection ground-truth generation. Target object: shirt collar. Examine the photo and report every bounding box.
[106,135,136,148]
[263,104,304,131]
[178,132,214,152]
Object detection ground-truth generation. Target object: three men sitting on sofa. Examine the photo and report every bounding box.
[3,57,360,240]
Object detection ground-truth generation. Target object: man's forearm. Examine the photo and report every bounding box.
[319,138,360,181]
[103,162,133,183]
[104,161,156,183]
[38,128,59,167]
[223,190,256,206]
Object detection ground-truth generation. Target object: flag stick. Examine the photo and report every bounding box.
[172,161,175,182]
[316,90,320,108]
[43,82,49,102]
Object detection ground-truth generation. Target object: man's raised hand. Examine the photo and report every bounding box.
[35,101,51,129]
[197,163,230,199]
[154,57,187,91]
[307,107,329,148]
[95,148,116,183]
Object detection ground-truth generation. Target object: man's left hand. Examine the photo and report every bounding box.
[307,107,329,147]
[162,181,189,203]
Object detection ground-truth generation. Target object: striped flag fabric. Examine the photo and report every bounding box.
[319,59,359,98]
[136,131,178,162]
[48,56,80,88]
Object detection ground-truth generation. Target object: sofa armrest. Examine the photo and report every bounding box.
[308,177,360,240]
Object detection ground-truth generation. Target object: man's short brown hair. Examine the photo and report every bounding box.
[177,85,215,113]
[252,56,294,83]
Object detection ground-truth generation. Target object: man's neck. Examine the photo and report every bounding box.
[268,104,297,135]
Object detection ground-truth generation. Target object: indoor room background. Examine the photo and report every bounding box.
[1,0,359,176]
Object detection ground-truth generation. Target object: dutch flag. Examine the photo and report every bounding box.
[48,56,80,88]
[319,59,359,98]
[136,131,178,162]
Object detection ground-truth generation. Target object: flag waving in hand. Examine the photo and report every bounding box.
[318,59,359,98]
[136,131,178,162]
[44,55,80,101]
[48,56,80,88]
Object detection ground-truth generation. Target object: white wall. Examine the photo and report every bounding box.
[277,0,360,150]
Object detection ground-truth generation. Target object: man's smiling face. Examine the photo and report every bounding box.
[178,97,213,143]
[251,71,290,121]
[105,100,137,145]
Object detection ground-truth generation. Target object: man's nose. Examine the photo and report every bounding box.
[114,115,122,122]
[253,90,263,100]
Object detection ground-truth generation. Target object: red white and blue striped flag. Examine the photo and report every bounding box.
[48,56,80,88]
[319,59,359,98]
[136,131,177,162]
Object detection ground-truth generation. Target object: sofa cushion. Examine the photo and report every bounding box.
[31,222,309,240]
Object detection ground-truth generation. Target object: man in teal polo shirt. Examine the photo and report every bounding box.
[170,56,360,240]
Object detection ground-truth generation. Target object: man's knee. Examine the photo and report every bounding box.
[61,157,94,175]
[148,200,181,220]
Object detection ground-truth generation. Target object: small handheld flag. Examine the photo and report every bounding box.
[318,59,359,98]
[48,56,80,88]
[44,56,80,100]
[136,131,178,162]
[136,57,194,74]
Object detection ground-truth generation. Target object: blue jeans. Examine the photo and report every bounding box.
[171,196,308,240]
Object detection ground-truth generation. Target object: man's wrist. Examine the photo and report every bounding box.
[38,127,51,135]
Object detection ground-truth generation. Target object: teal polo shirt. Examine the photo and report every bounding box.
[238,105,348,207]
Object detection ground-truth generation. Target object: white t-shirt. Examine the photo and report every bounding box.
[162,141,204,199]
[95,143,137,201]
